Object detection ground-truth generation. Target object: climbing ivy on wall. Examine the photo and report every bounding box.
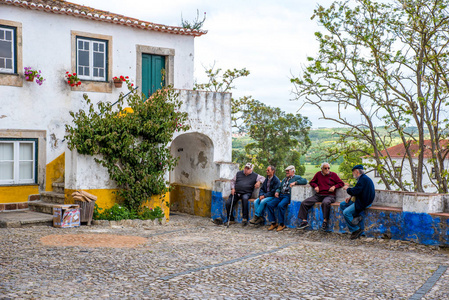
[65,84,190,211]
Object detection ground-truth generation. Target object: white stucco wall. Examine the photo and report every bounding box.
[0,6,237,193]
[65,149,116,190]
[0,6,195,166]
[168,90,234,189]
[174,90,232,163]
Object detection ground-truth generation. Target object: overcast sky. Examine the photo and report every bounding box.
[70,0,342,128]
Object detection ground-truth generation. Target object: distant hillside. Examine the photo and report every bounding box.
[233,127,428,164]
[232,135,253,151]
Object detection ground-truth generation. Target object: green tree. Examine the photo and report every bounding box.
[65,83,190,211]
[325,140,367,183]
[292,0,449,192]
[196,66,311,175]
[237,99,311,175]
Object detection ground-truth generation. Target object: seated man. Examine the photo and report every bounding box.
[341,164,375,240]
[266,165,307,232]
[226,163,265,226]
[249,165,281,225]
[297,162,344,231]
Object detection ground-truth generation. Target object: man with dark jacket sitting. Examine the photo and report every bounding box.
[266,165,307,232]
[341,164,375,239]
[226,163,265,226]
[249,165,281,226]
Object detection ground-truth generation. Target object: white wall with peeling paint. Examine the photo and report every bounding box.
[66,90,234,190]
[170,132,215,188]
[174,90,232,163]
[0,6,211,191]
[168,90,234,190]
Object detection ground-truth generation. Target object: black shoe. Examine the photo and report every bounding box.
[242,219,248,227]
[350,228,363,240]
[212,218,223,225]
[320,221,328,231]
[249,216,259,224]
[298,221,309,230]
[352,216,362,226]
[254,216,264,225]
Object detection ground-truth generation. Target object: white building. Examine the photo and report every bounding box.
[0,0,236,219]
[364,140,449,193]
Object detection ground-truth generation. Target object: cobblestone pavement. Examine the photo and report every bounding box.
[1,213,449,299]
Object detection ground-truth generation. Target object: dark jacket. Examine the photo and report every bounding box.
[259,175,281,198]
[346,174,375,214]
[276,175,308,195]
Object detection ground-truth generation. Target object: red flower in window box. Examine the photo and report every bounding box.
[65,72,81,87]
[113,75,131,88]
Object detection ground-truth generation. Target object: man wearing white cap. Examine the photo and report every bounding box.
[266,165,307,231]
[226,163,265,226]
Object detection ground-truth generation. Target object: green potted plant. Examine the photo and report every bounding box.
[24,67,45,85]
[66,72,81,87]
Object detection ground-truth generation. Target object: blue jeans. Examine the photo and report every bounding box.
[340,201,371,233]
[340,201,359,233]
[266,193,291,225]
[254,196,275,217]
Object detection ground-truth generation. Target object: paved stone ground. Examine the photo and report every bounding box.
[1,212,449,299]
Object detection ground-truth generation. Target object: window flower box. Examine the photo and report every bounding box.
[113,75,129,88]
[66,72,81,87]
[24,67,45,85]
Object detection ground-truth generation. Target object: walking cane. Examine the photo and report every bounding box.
[227,194,235,228]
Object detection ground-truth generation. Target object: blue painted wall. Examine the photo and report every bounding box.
[211,195,449,246]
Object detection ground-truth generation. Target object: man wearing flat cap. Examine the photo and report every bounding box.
[226,163,265,226]
[341,164,375,239]
[266,165,307,232]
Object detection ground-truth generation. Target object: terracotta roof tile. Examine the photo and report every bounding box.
[380,139,449,158]
[1,0,207,37]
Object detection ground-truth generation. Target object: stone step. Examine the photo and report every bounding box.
[52,182,65,194]
[29,201,59,215]
[40,191,65,204]
[0,210,53,228]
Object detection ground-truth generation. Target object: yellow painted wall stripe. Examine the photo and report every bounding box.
[45,152,65,192]
[0,185,39,204]
[65,188,170,221]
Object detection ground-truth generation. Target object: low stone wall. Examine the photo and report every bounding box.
[291,185,448,214]
[211,185,449,246]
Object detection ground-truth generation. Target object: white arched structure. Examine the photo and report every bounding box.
[170,132,215,189]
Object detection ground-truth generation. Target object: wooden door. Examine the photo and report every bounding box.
[142,54,165,98]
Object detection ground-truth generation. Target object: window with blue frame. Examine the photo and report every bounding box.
[76,36,107,81]
[0,25,16,74]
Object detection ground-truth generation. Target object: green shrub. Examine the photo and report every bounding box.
[139,206,165,221]
[65,83,189,211]
[93,203,165,221]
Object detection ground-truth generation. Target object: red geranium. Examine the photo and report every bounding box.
[65,72,81,86]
